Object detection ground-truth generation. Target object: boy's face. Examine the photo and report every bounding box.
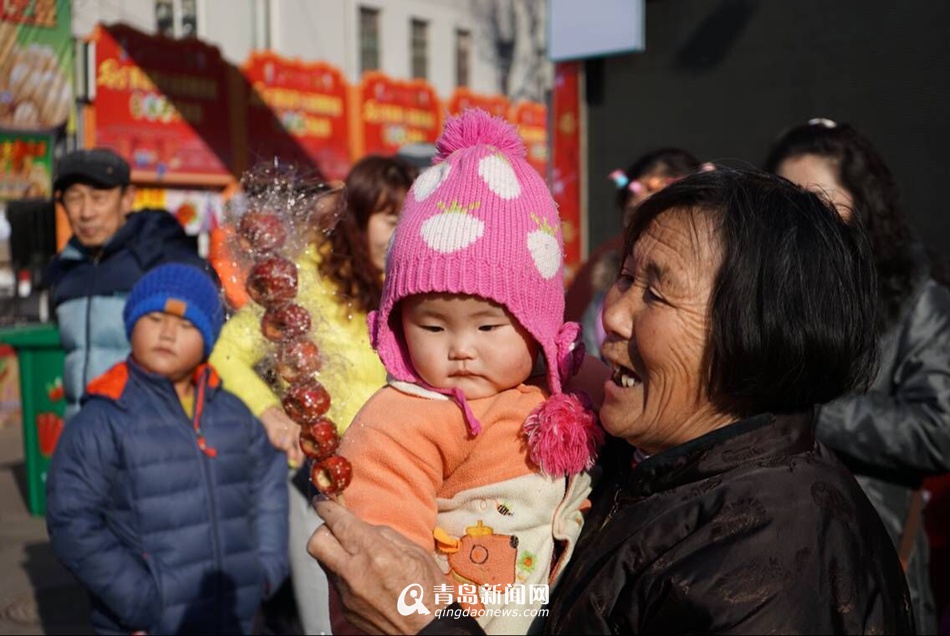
[400,293,539,400]
[130,311,205,383]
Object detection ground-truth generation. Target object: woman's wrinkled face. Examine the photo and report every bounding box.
[777,154,855,221]
[366,189,406,272]
[600,209,731,454]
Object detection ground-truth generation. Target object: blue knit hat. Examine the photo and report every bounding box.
[123,264,224,358]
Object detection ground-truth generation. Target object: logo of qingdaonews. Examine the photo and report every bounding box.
[397,584,431,617]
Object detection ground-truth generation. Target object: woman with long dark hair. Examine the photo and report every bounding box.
[766,119,950,635]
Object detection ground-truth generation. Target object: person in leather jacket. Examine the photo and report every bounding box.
[767,119,950,634]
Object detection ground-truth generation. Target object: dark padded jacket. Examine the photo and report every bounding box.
[46,209,207,421]
[46,360,288,635]
[819,275,950,634]
[422,412,915,635]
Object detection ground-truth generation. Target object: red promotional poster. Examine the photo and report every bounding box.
[243,52,350,180]
[359,72,441,156]
[94,23,233,183]
[446,88,509,119]
[551,62,582,276]
[509,101,548,179]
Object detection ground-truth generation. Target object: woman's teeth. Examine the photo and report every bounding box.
[611,365,641,388]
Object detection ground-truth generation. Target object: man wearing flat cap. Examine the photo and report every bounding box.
[46,148,210,420]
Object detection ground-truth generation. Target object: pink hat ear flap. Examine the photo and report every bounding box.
[366,310,381,349]
[555,322,586,382]
[523,322,603,477]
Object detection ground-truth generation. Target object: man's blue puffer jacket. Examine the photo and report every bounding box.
[46,360,289,635]
[46,209,208,421]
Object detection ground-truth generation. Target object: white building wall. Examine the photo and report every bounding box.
[70,0,527,101]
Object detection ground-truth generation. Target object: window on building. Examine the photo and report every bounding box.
[181,0,197,38]
[410,19,428,80]
[154,0,198,38]
[155,0,174,36]
[360,7,380,74]
[456,29,471,87]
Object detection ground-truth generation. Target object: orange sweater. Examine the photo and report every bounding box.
[339,382,591,634]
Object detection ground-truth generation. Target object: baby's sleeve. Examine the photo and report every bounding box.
[338,391,448,552]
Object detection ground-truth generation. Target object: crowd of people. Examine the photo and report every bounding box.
[39,109,950,635]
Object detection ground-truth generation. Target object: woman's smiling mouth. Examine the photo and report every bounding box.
[610,364,642,388]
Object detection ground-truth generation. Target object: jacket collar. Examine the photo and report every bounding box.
[58,209,155,262]
[86,357,221,409]
[623,410,817,497]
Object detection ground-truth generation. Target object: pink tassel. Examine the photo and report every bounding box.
[435,109,525,162]
[523,392,604,476]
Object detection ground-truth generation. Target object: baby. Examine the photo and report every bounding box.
[335,109,602,634]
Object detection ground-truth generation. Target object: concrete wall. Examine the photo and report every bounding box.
[584,0,950,262]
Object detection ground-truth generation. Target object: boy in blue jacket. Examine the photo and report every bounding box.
[46,263,288,635]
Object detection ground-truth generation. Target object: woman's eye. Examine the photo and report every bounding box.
[614,272,635,292]
[644,287,664,304]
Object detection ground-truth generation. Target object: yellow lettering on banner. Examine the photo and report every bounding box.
[97,59,130,91]
[365,101,407,125]
[363,101,377,122]
[97,58,218,100]
[519,126,546,143]
[303,115,332,138]
[254,85,343,116]
[406,109,435,129]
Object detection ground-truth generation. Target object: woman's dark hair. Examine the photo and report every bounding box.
[319,155,417,313]
[763,121,917,326]
[616,147,702,210]
[623,168,880,417]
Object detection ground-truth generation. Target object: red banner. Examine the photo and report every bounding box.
[359,72,441,156]
[551,63,582,276]
[509,101,548,179]
[446,88,509,119]
[243,52,350,180]
[94,24,233,182]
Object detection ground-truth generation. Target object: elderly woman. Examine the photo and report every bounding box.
[308,169,915,634]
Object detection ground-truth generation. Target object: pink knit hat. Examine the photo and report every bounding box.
[367,108,602,476]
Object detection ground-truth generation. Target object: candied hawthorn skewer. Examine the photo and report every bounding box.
[261,303,312,342]
[246,255,298,307]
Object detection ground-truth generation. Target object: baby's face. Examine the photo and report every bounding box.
[131,311,205,384]
[400,293,539,399]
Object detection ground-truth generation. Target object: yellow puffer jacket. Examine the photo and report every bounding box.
[210,244,386,432]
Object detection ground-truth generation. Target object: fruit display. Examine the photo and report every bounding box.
[232,165,351,499]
